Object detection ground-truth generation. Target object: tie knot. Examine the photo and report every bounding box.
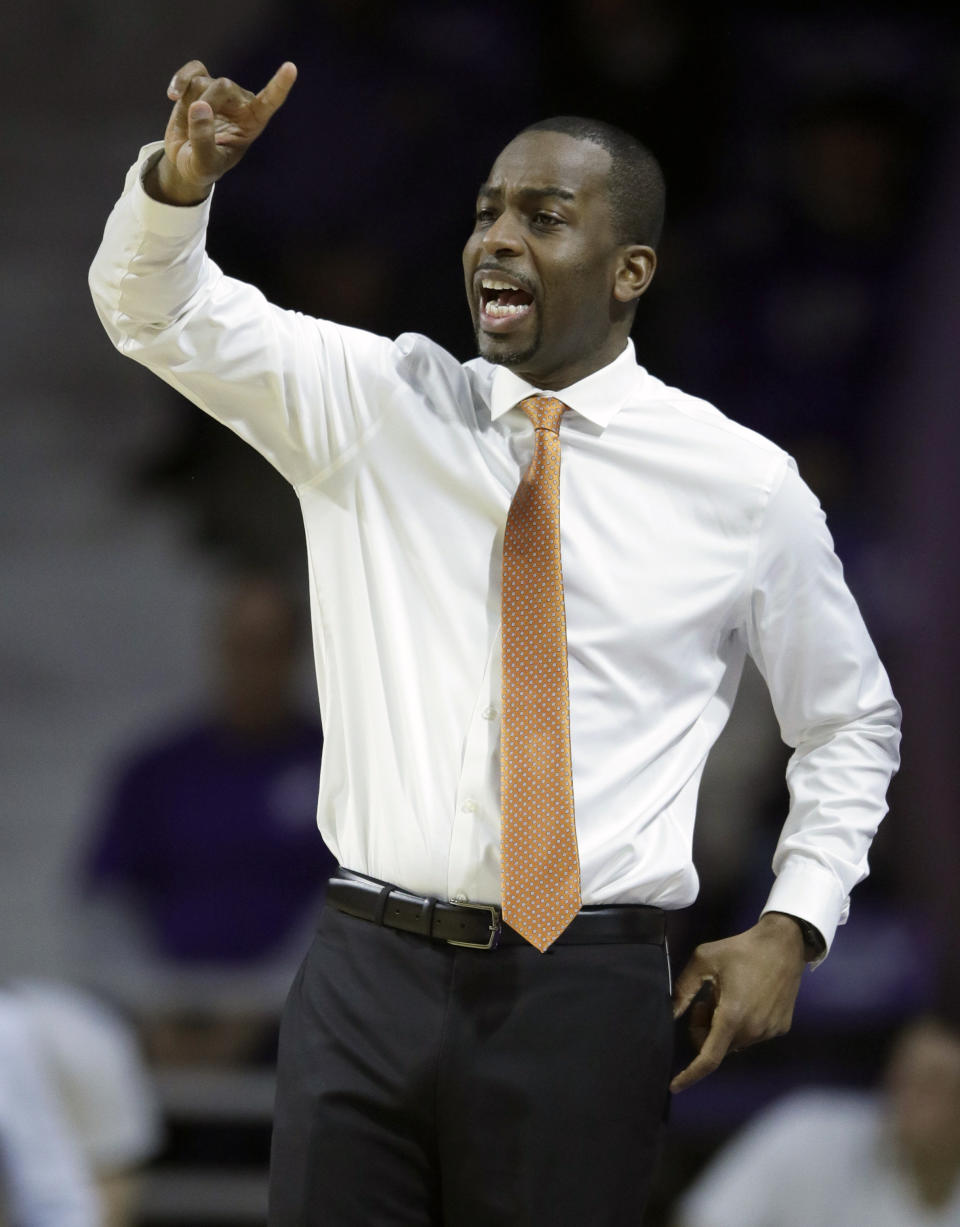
[519,395,567,434]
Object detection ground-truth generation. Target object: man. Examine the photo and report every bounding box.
[89,60,900,1226]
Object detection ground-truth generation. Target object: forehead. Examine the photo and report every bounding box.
[483,130,612,202]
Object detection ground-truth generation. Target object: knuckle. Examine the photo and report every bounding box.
[185,74,211,98]
[180,60,206,82]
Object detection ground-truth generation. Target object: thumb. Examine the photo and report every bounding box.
[671,959,711,1021]
[187,100,218,173]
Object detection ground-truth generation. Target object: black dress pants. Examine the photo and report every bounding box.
[268,903,673,1226]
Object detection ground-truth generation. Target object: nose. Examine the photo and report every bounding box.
[481,210,523,258]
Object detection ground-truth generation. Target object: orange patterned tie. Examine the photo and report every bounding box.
[500,395,582,952]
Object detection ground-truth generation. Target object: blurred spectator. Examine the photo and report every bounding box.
[78,575,334,1063]
[0,987,98,1227]
[674,1016,960,1227]
[7,980,161,1227]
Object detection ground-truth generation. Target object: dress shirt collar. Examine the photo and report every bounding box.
[489,339,641,429]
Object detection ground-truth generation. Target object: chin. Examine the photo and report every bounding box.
[475,329,540,370]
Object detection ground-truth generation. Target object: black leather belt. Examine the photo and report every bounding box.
[326,870,666,951]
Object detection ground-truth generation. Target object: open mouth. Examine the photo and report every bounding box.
[479,276,535,324]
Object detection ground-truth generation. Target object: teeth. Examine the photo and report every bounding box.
[484,300,531,318]
[481,277,520,291]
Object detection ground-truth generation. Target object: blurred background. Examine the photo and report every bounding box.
[1,1,959,1223]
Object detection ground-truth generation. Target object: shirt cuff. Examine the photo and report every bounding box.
[127,141,214,238]
[761,857,849,966]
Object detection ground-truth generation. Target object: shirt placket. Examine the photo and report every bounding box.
[445,623,506,906]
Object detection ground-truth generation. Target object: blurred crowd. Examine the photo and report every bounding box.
[6,1,960,1223]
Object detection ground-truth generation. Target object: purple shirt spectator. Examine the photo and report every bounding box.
[84,715,331,963]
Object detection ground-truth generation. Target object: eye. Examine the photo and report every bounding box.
[474,205,497,226]
[532,211,563,228]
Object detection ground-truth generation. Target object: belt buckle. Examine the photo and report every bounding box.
[447,901,502,950]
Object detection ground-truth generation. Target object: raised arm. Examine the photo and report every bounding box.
[89,61,398,488]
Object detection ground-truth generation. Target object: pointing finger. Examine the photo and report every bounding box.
[255,61,298,120]
[671,961,712,1021]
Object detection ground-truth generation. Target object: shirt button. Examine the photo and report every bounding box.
[481,706,498,720]
[460,798,478,814]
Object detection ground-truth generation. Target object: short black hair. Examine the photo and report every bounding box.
[520,116,666,249]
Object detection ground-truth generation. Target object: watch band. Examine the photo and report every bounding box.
[791,915,826,959]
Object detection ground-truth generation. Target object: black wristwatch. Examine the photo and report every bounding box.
[787,914,826,960]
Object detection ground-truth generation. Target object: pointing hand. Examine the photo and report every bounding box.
[148,59,297,204]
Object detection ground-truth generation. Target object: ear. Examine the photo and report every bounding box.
[613,244,657,303]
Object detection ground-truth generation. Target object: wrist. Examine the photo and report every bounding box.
[764,910,826,962]
[144,153,211,206]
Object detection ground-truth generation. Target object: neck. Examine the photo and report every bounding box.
[515,332,629,392]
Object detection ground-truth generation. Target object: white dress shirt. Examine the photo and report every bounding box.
[89,145,901,954]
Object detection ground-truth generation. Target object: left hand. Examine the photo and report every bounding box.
[669,911,808,1093]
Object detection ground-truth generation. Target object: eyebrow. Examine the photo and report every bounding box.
[476,183,577,203]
